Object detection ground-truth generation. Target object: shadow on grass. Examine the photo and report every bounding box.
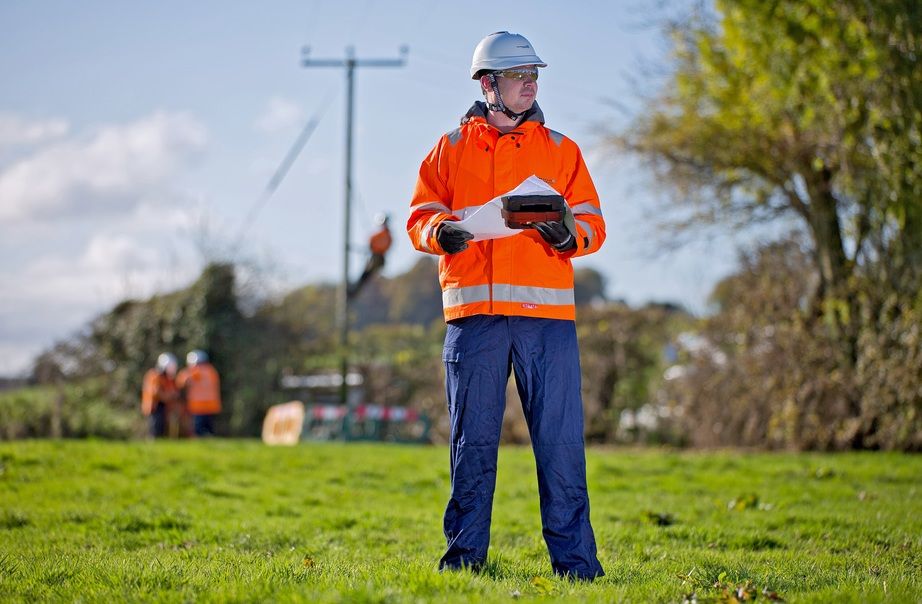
[0,511,29,529]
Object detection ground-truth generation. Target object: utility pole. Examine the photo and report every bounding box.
[301,45,407,408]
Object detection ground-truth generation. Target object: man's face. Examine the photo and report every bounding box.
[482,65,539,114]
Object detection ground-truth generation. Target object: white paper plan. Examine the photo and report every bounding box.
[454,175,567,242]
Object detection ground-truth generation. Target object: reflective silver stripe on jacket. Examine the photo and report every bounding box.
[420,224,435,253]
[443,284,574,308]
[413,200,490,221]
[413,201,452,214]
[547,129,564,147]
[493,284,574,306]
[413,202,452,253]
[571,202,603,217]
[575,218,594,249]
[443,285,490,308]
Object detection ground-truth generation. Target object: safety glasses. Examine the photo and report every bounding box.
[496,68,539,82]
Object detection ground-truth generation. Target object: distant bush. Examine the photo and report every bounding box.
[0,381,139,440]
[662,238,922,451]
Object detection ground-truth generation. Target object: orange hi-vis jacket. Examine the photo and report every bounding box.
[407,102,605,322]
[369,226,392,255]
[176,363,222,415]
[141,369,179,416]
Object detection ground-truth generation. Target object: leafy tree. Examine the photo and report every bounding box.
[617,0,922,449]
[620,0,920,307]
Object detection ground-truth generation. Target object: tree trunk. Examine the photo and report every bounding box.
[805,167,849,300]
[804,167,863,429]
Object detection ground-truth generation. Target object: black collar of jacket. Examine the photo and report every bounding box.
[461,101,545,127]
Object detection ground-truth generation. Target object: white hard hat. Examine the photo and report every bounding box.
[374,212,389,226]
[470,31,546,79]
[186,350,208,366]
[156,352,178,374]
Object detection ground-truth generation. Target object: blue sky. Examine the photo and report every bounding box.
[0,0,752,375]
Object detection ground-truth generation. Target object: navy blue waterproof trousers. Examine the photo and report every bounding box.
[439,315,604,579]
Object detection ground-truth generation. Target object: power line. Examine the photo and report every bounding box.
[232,92,335,250]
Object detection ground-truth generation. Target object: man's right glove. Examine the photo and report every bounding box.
[534,221,576,252]
[436,221,474,254]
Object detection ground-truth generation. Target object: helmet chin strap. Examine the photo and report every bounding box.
[486,73,528,122]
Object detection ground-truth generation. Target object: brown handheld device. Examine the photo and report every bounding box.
[501,194,566,229]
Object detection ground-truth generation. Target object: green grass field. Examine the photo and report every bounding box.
[0,440,919,603]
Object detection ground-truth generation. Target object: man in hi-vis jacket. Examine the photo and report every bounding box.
[407,31,605,580]
[176,349,221,437]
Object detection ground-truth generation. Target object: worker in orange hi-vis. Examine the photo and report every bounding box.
[407,32,605,580]
[176,350,222,437]
[348,212,393,298]
[141,353,180,438]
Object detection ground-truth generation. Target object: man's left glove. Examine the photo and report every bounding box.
[534,221,576,252]
[436,221,475,254]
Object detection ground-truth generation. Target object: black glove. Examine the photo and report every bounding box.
[437,221,474,254]
[534,221,575,251]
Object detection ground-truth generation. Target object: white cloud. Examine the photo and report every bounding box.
[0,342,38,378]
[254,97,305,134]
[81,234,161,273]
[0,231,202,375]
[132,197,202,231]
[0,111,207,223]
[0,113,70,147]
[13,233,194,304]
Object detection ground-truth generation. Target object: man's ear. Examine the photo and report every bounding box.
[479,74,492,96]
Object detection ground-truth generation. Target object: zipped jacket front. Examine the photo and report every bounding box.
[408,102,605,321]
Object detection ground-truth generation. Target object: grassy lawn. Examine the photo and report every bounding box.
[0,440,919,603]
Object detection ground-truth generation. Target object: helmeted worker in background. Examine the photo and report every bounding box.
[141,353,180,438]
[407,32,606,580]
[176,350,222,437]
[348,212,393,299]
